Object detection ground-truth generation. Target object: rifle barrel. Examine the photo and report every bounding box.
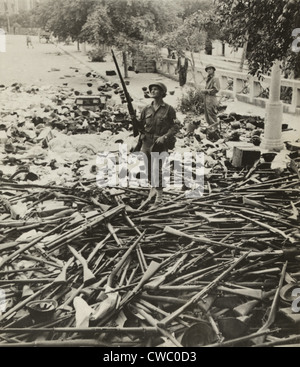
[111,49,139,136]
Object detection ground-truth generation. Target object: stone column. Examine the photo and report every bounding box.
[260,60,284,151]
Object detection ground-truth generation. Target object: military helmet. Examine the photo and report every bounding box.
[205,64,216,72]
[148,82,167,97]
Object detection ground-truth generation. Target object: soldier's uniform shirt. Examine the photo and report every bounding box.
[138,101,177,187]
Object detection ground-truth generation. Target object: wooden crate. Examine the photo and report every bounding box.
[232,146,261,167]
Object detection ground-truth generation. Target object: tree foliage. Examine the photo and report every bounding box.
[174,0,213,20]
[32,0,96,41]
[157,0,220,55]
[80,5,114,45]
[158,8,219,84]
[10,10,34,28]
[215,0,300,77]
[106,0,179,50]
[159,11,210,54]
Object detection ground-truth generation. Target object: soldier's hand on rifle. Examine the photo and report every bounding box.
[130,112,136,121]
[156,135,167,144]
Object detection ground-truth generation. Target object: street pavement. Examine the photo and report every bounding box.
[1,35,99,90]
[1,35,299,143]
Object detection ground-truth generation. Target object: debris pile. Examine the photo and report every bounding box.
[0,81,300,347]
[0,151,299,346]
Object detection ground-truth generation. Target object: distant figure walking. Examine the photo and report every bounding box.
[26,35,34,48]
[175,51,189,87]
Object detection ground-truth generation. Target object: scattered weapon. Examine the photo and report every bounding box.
[96,260,161,327]
[0,283,53,323]
[132,304,183,347]
[146,253,188,289]
[205,328,281,347]
[216,285,274,300]
[251,261,288,345]
[253,334,300,348]
[0,149,299,346]
[0,339,109,347]
[0,326,158,335]
[119,260,161,307]
[107,231,146,288]
[242,248,300,259]
[46,204,125,252]
[235,212,290,239]
[68,246,96,285]
[53,257,74,284]
[163,225,244,250]
[111,49,139,137]
[156,251,251,328]
[0,219,71,270]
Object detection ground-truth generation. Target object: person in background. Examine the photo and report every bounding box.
[138,82,178,208]
[26,35,33,48]
[202,64,220,129]
[175,51,189,87]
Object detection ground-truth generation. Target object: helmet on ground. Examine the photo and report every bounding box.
[148,82,167,97]
[205,64,216,72]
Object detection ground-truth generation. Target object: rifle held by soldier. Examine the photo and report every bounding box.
[111,49,139,137]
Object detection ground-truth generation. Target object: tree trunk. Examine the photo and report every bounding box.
[123,51,128,79]
[190,51,197,85]
[222,41,225,57]
[239,33,248,71]
[77,40,80,51]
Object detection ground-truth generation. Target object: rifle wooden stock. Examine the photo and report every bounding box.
[140,293,186,305]
[119,260,161,307]
[95,261,161,327]
[53,257,74,283]
[156,251,251,328]
[233,300,260,317]
[163,226,243,250]
[111,49,139,137]
[68,246,96,285]
[242,248,300,259]
[146,253,188,289]
[217,285,264,300]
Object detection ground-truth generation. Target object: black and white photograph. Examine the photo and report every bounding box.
[0,0,300,353]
